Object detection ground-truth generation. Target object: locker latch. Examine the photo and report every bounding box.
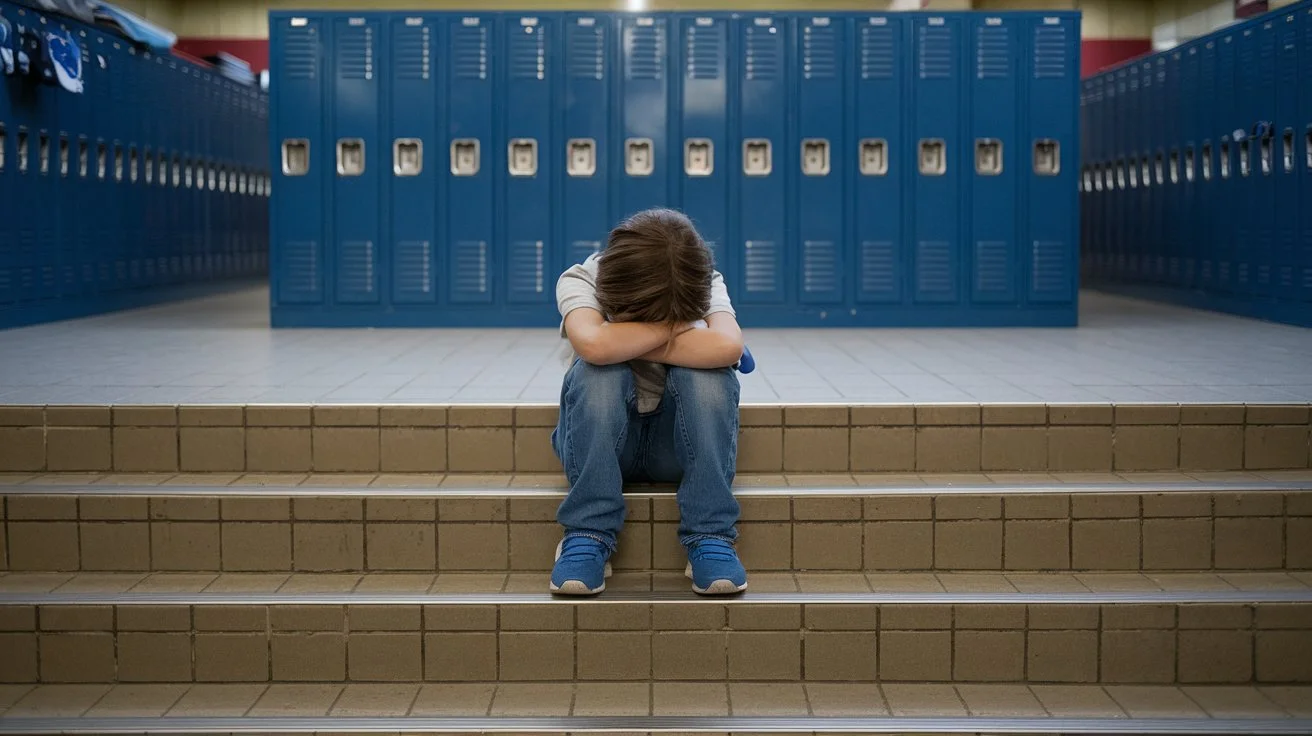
[859,139,888,176]
[393,139,423,177]
[567,139,596,177]
[16,130,28,173]
[1033,139,1060,176]
[451,139,480,176]
[281,139,310,176]
[918,139,946,176]
[974,139,1002,176]
[1201,142,1213,181]
[39,133,50,176]
[508,139,538,177]
[743,139,771,176]
[0,125,6,172]
[1281,129,1294,173]
[337,139,365,177]
[77,138,88,178]
[684,139,713,177]
[1305,127,1312,171]
[801,139,829,176]
[626,138,654,176]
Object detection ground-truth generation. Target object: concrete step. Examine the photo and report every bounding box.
[2,473,1310,574]
[1,403,1309,475]
[0,682,1309,734]
[2,571,1309,685]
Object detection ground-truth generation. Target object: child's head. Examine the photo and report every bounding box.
[596,208,713,325]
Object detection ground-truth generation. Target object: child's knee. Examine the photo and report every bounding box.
[566,362,632,421]
[666,367,739,415]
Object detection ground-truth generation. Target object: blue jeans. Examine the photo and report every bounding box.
[552,359,741,551]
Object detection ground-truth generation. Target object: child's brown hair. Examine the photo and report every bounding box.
[595,208,713,326]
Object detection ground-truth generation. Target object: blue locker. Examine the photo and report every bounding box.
[1301,4,1312,305]
[1235,24,1261,295]
[1121,66,1137,282]
[676,13,729,272]
[1078,78,1091,279]
[617,14,671,218]
[1165,50,1182,286]
[1216,32,1237,293]
[911,14,963,304]
[1025,13,1078,306]
[852,15,905,305]
[270,13,326,306]
[1182,42,1201,289]
[1254,18,1278,294]
[502,14,555,306]
[387,13,438,305]
[1274,9,1300,302]
[445,14,495,305]
[560,13,611,267]
[967,14,1018,304]
[330,15,382,305]
[1199,39,1217,291]
[795,14,844,305]
[734,14,787,305]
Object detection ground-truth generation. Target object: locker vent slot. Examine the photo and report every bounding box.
[1031,240,1067,296]
[394,240,433,295]
[860,139,888,176]
[744,25,780,81]
[335,24,373,81]
[452,24,489,80]
[510,240,546,295]
[1282,129,1293,173]
[974,240,1009,294]
[859,26,895,80]
[568,23,605,80]
[510,23,546,80]
[624,23,664,80]
[860,241,897,296]
[283,26,318,80]
[1201,143,1212,181]
[570,240,602,264]
[686,24,722,80]
[917,24,955,80]
[975,139,1002,176]
[1032,24,1067,78]
[916,241,954,296]
[393,24,430,80]
[803,240,838,293]
[281,241,321,299]
[337,240,376,296]
[975,24,1010,79]
[453,240,489,294]
[744,240,778,293]
[802,23,838,80]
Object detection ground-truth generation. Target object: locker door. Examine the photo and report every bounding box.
[1025,13,1078,305]
[1253,19,1278,294]
[330,15,382,305]
[1182,43,1200,288]
[911,14,963,304]
[561,14,611,267]
[677,14,729,273]
[270,13,326,306]
[1301,5,1312,305]
[735,14,787,305]
[388,14,438,305]
[51,21,80,298]
[446,14,495,305]
[853,15,905,305]
[1199,39,1218,291]
[503,14,555,305]
[968,14,1018,304]
[1165,50,1182,286]
[1235,25,1260,295]
[0,4,12,313]
[1118,67,1134,282]
[617,14,670,218]
[1216,33,1237,293]
[1275,10,1299,302]
[795,15,844,306]
[1078,79,1090,280]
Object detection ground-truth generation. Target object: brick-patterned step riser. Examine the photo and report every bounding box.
[3,492,1310,573]
[1,404,1310,474]
[2,602,1309,685]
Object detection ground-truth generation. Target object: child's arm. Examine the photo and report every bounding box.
[638,312,744,369]
[564,308,687,366]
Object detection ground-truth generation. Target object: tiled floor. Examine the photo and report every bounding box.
[2,287,1311,405]
[0,682,1307,718]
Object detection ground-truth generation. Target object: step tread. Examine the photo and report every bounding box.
[2,682,1310,722]
[5,470,1312,495]
[4,571,1310,602]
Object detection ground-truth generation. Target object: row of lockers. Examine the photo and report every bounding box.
[270,10,1082,328]
[0,0,270,329]
[1079,0,1312,327]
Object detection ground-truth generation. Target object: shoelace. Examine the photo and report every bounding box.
[689,538,737,562]
[560,536,607,562]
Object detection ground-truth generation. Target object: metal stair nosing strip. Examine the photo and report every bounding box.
[1,715,1310,735]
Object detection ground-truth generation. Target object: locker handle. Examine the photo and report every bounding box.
[626,138,655,177]
[918,139,946,176]
[0,124,5,172]
[97,143,107,181]
[1201,142,1212,182]
[114,144,124,183]
[859,139,888,177]
[77,138,89,179]
[129,146,139,184]
[567,139,596,177]
[450,139,480,176]
[1258,132,1272,176]
[1184,147,1195,183]
[337,139,365,177]
[1128,159,1138,189]
[1306,126,1312,172]
[1115,160,1126,190]
[144,147,153,185]
[1220,140,1231,179]
[38,133,50,176]
[1141,156,1152,187]
[17,130,27,174]
[801,139,830,176]
[1238,140,1250,178]
[282,139,310,176]
[1281,128,1294,174]
[393,139,423,177]
[1153,152,1165,185]
[508,139,538,177]
[1032,139,1060,176]
[684,139,713,177]
[743,139,771,176]
[1168,149,1179,185]
[974,139,1002,176]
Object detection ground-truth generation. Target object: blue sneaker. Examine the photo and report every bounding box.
[550,535,613,595]
[684,538,748,595]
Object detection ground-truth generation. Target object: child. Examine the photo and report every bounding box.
[550,208,747,596]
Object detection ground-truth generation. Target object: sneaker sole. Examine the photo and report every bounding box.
[684,562,748,596]
[550,539,612,596]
